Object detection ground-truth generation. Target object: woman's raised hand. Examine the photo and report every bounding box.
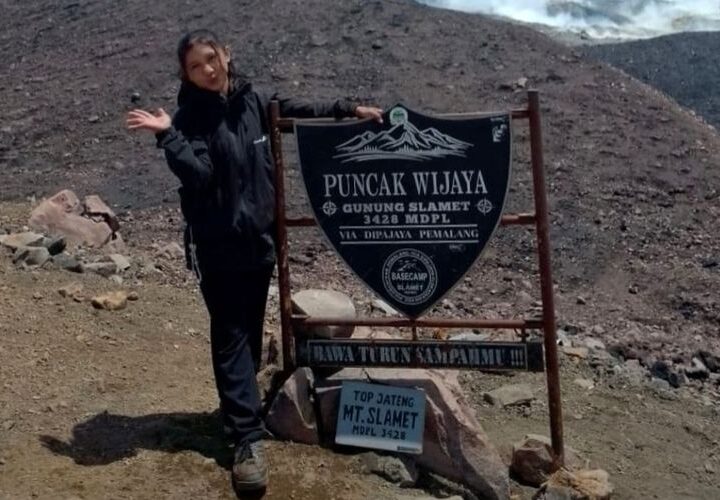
[126,108,172,133]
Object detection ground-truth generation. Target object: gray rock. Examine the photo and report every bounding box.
[51,253,83,273]
[573,378,594,390]
[589,325,606,335]
[292,289,356,338]
[647,377,671,392]
[685,357,710,380]
[84,262,117,278]
[484,384,535,407]
[589,348,616,369]
[106,253,131,272]
[360,452,418,487]
[582,338,606,351]
[157,242,184,260]
[555,329,571,347]
[13,246,50,266]
[0,231,44,250]
[26,235,67,256]
[616,359,647,386]
[697,350,720,373]
[650,360,683,388]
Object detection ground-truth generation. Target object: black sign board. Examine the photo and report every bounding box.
[297,339,544,372]
[295,105,512,318]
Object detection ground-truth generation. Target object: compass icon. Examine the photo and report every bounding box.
[322,201,337,216]
[476,198,493,215]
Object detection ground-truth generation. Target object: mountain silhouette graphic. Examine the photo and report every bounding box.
[333,119,473,163]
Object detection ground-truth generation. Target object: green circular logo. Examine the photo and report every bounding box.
[389,107,408,126]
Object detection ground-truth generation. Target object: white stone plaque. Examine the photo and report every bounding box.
[335,381,426,454]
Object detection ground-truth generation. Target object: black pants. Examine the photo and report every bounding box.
[198,264,273,446]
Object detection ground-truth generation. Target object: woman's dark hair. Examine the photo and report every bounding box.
[176,29,238,80]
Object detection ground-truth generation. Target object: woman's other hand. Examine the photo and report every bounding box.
[126,108,172,133]
[354,105,384,124]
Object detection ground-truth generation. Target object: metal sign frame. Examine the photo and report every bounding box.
[269,90,564,467]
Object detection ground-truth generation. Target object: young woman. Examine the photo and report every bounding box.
[126,29,382,493]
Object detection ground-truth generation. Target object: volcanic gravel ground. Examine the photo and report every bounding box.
[1,1,720,498]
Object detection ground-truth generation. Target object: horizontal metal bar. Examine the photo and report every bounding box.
[277,108,529,132]
[293,315,543,330]
[501,213,536,225]
[286,213,536,228]
[286,217,316,227]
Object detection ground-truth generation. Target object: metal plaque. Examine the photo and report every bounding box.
[335,381,426,454]
[297,339,545,372]
[295,105,512,318]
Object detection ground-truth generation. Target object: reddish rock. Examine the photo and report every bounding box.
[265,368,319,445]
[29,190,113,248]
[91,291,128,311]
[511,434,585,487]
[536,468,613,499]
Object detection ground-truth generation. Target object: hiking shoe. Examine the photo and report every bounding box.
[232,440,268,492]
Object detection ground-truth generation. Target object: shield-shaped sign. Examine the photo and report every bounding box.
[295,105,512,318]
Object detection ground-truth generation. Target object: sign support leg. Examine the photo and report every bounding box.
[270,101,295,373]
[528,90,564,468]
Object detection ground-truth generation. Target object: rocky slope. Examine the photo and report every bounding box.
[2,0,720,363]
[584,31,720,130]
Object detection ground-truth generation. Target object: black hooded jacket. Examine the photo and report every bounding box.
[155,77,357,272]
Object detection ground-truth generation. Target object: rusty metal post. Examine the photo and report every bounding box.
[527,90,564,468]
[270,101,295,373]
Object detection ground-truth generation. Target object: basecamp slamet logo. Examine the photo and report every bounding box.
[382,249,438,306]
[333,107,473,164]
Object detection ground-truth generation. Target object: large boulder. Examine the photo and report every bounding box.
[314,368,509,499]
[265,368,319,445]
[28,190,114,247]
[291,289,356,339]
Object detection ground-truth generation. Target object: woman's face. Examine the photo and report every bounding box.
[183,43,230,93]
